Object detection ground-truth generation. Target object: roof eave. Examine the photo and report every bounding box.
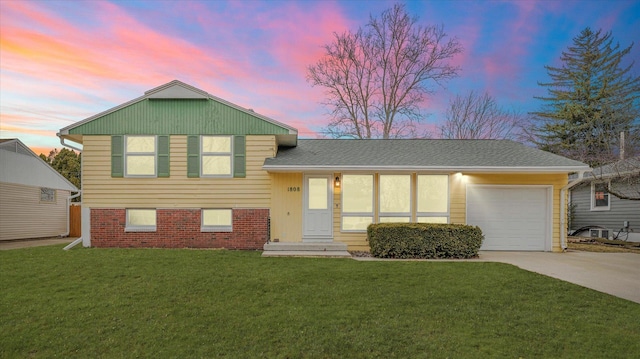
[262,165,592,173]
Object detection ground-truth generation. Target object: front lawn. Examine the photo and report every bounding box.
[1,246,639,358]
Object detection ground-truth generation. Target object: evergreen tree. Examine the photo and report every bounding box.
[40,148,81,190]
[531,28,640,167]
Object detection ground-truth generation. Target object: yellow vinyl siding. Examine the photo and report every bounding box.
[269,172,303,242]
[82,135,275,208]
[0,183,70,240]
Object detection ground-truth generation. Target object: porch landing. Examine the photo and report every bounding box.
[262,242,352,258]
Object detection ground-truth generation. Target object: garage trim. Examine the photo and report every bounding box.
[466,185,553,251]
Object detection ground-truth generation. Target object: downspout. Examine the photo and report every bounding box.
[58,134,84,250]
[560,171,587,251]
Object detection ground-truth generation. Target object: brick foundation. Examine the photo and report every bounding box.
[90,208,269,249]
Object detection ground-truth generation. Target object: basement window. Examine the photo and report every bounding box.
[126,209,157,232]
[201,209,233,232]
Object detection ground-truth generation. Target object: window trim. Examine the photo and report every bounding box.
[201,208,233,232]
[590,181,610,211]
[125,209,157,232]
[341,174,375,232]
[124,135,157,178]
[200,135,233,178]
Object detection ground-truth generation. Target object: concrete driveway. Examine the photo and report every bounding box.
[478,251,640,304]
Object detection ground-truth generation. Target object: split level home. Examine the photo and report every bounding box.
[0,138,78,241]
[57,80,590,252]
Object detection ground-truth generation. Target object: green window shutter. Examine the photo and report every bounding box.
[111,135,124,178]
[187,135,200,178]
[157,135,170,178]
[233,135,246,178]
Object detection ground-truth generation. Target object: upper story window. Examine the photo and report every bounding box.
[187,135,245,178]
[126,136,156,176]
[201,136,232,177]
[111,135,169,178]
[591,182,610,211]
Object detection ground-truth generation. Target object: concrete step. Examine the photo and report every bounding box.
[262,242,351,258]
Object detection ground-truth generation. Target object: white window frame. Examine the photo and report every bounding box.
[124,135,157,178]
[416,174,450,223]
[40,187,56,203]
[378,174,412,223]
[590,181,610,211]
[341,174,374,232]
[125,209,157,232]
[200,135,233,178]
[201,209,233,232]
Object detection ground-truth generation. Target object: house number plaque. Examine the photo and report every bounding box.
[287,187,301,192]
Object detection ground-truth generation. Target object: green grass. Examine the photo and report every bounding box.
[1,246,639,358]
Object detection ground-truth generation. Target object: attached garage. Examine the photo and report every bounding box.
[467,185,551,251]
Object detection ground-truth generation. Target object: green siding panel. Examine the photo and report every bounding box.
[157,135,170,177]
[111,135,124,177]
[70,99,290,135]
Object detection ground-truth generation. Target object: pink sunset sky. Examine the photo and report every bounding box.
[1,0,638,155]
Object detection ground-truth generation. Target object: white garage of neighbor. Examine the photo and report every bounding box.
[466,185,552,251]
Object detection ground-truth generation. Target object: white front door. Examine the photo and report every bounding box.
[303,175,333,241]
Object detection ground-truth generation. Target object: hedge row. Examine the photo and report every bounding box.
[367,223,484,259]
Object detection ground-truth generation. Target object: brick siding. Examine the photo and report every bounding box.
[90,208,268,249]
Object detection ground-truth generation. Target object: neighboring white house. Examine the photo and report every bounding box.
[0,139,79,241]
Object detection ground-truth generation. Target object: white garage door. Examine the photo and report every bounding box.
[467,186,550,251]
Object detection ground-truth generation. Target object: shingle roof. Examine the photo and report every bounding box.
[569,157,640,180]
[263,139,590,172]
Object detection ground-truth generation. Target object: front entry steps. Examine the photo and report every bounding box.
[262,242,352,258]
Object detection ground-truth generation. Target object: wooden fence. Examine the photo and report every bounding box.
[69,205,81,237]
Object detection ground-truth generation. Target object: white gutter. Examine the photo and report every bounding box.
[560,170,588,250]
[57,134,83,152]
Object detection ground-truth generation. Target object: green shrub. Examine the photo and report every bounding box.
[367,223,483,259]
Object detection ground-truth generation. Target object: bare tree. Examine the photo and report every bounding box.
[308,4,462,139]
[438,90,528,140]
